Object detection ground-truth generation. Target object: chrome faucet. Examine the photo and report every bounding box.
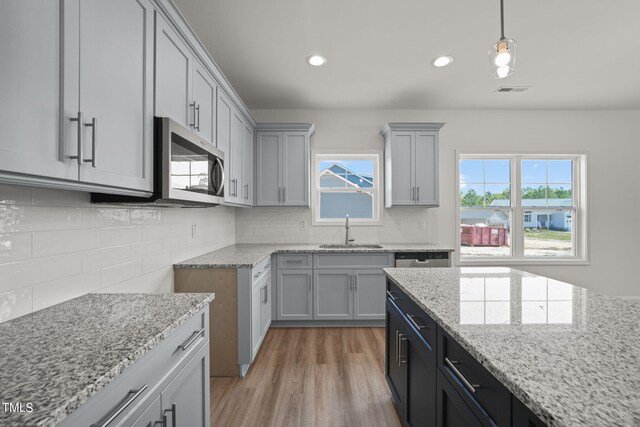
[345,215,355,245]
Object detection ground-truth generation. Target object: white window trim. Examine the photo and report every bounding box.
[456,151,589,266]
[311,150,383,226]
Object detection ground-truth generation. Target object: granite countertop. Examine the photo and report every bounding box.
[0,292,214,426]
[174,243,454,269]
[384,267,640,427]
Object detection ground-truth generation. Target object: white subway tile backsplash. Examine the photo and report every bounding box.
[0,184,33,205]
[101,260,143,287]
[32,270,101,311]
[0,288,33,323]
[0,233,32,263]
[82,245,131,272]
[0,185,236,323]
[33,228,100,257]
[0,253,82,294]
[82,207,130,227]
[100,226,143,247]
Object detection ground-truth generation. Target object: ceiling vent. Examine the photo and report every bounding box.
[494,86,530,93]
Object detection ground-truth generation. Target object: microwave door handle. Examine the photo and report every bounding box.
[213,157,224,197]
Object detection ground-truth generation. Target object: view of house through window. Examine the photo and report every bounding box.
[459,155,581,260]
[315,156,379,222]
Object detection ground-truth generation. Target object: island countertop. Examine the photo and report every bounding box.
[0,292,214,426]
[174,243,454,269]
[383,267,640,427]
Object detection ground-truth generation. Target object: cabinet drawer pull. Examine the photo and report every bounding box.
[407,314,428,330]
[254,271,262,280]
[178,328,205,351]
[386,290,399,301]
[90,385,148,427]
[444,357,481,394]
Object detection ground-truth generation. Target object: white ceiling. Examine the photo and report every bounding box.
[173,0,640,110]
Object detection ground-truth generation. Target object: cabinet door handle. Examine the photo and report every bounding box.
[196,104,200,131]
[398,334,407,367]
[308,274,312,291]
[283,186,286,203]
[244,183,249,199]
[163,403,176,427]
[178,328,205,351]
[69,111,84,165]
[189,102,197,128]
[90,385,148,427]
[386,290,398,301]
[407,314,428,330]
[444,357,481,394]
[354,275,358,291]
[84,117,97,167]
[417,186,420,202]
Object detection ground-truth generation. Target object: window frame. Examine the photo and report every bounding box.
[456,151,589,266]
[311,151,383,226]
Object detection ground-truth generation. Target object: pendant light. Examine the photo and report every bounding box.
[488,0,517,79]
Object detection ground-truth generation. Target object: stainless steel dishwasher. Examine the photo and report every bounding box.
[395,252,451,268]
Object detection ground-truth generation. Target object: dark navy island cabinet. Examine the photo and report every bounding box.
[385,280,547,427]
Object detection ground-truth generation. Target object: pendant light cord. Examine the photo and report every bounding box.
[500,0,505,40]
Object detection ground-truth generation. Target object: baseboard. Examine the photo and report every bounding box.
[270,320,384,328]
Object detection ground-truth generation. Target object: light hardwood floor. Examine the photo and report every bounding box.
[211,328,402,427]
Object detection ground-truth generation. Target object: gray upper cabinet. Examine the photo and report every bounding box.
[192,59,217,145]
[73,0,154,191]
[382,123,445,207]
[0,1,77,182]
[218,90,252,207]
[0,0,153,193]
[242,122,254,204]
[255,124,314,207]
[155,12,219,147]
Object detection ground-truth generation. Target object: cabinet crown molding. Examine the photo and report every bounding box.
[380,122,446,136]
[255,123,315,136]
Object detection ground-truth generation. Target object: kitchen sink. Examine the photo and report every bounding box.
[319,244,383,249]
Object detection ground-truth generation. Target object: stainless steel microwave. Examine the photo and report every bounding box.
[91,117,224,207]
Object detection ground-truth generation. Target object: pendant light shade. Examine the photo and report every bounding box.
[489,0,517,79]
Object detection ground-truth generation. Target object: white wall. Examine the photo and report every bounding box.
[242,109,640,297]
[0,185,235,323]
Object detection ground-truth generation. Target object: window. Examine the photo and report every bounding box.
[312,153,381,224]
[458,154,587,263]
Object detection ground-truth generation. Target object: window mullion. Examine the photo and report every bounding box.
[512,156,524,258]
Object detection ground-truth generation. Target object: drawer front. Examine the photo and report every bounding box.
[438,328,510,427]
[253,255,272,280]
[277,253,313,269]
[60,308,209,427]
[386,280,436,358]
[315,253,394,269]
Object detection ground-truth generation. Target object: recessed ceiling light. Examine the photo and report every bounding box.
[307,54,327,67]
[432,56,453,67]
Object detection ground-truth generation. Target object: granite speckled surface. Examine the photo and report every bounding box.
[0,292,214,427]
[174,243,454,269]
[384,267,640,427]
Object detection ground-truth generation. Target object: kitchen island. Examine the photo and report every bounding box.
[0,292,213,426]
[384,267,640,427]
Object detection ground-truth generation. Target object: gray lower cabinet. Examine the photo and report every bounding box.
[160,345,209,427]
[354,269,387,320]
[59,307,210,427]
[255,124,315,207]
[314,270,354,320]
[382,123,445,207]
[277,269,313,320]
